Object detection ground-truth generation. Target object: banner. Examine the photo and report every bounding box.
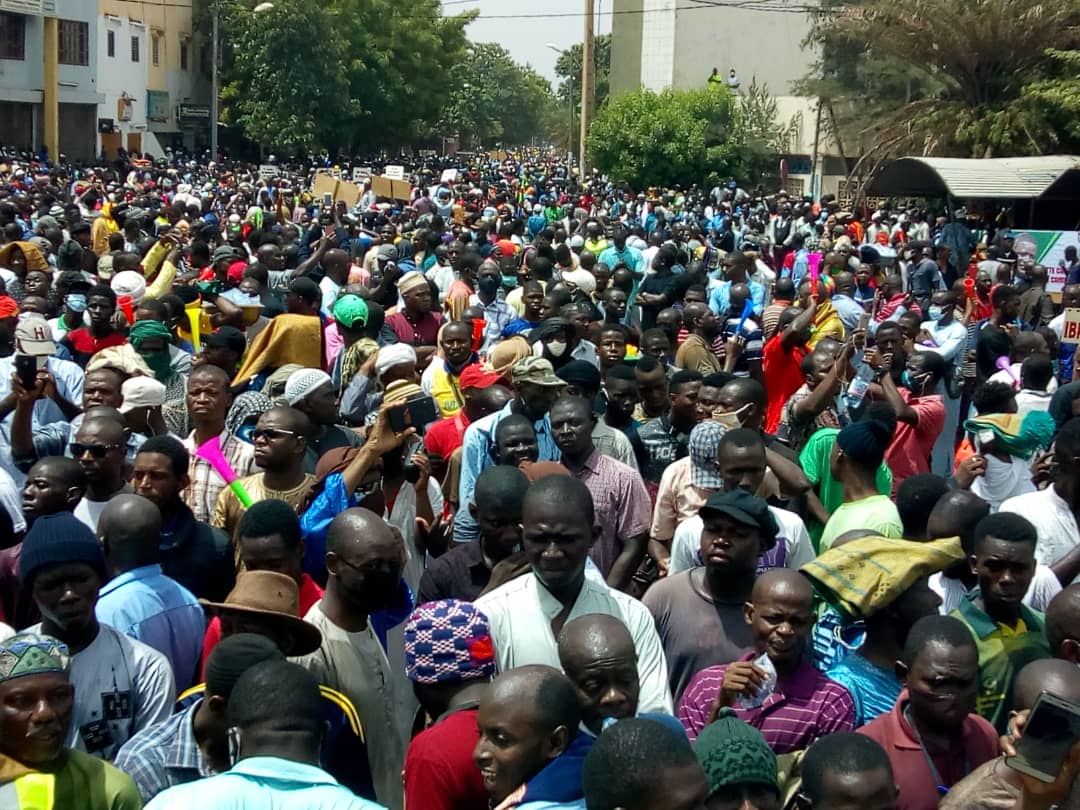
[1061,309,1080,344]
[1013,230,1080,293]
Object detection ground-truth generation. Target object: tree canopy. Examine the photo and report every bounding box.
[587,86,743,188]
[553,35,611,110]
[215,0,553,153]
[802,0,1080,174]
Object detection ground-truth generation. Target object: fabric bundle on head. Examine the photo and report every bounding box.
[561,267,597,295]
[800,535,963,620]
[0,295,19,319]
[836,418,893,468]
[232,314,323,386]
[0,633,70,682]
[689,421,727,490]
[963,411,1055,460]
[0,241,48,272]
[489,335,532,379]
[332,294,369,329]
[284,368,332,406]
[375,343,417,379]
[19,513,106,587]
[111,271,147,306]
[86,344,154,379]
[403,599,496,684]
[694,708,778,797]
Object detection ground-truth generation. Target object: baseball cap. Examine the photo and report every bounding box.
[689,421,726,490]
[119,376,167,413]
[212,245,242,264]
[459,363,503,390]
[699,489,778,547]
[511,356,565,387]
[332,294,369,329]
[14,316,56,356]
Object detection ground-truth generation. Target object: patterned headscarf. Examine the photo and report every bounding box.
[225,391,274,443]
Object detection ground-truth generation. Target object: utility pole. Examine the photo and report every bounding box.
[210,0,219,161]
[579,0,594,176]
[43,15,58,160]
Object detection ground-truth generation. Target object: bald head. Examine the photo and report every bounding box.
[83,406,127,429]
[927,490,989,554]
[99,493,163,571]
[325,507,398,557]
[1014,659,1080,712]
[487,665,581,734]
[751,568,813,605]
[1047,584,1080,663]
[558,614,636,670]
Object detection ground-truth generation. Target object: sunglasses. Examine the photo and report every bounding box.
[251,428,301,442]
[71,442,121,458]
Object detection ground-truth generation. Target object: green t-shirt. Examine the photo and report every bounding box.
[819,495,903,550]
[0,749,141,810]
[799,428,894,549]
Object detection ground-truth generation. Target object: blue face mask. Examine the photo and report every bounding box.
[65,294,88,313]
[928,305,944,321]
[501,273,518,289]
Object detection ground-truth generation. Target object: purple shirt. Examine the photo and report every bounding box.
[677,652,855,752]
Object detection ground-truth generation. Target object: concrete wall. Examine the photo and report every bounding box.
[609,0,643,97]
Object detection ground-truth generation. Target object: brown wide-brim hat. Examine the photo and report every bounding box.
[200,570,323,657]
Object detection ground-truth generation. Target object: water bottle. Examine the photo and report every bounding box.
[846,361,876,407]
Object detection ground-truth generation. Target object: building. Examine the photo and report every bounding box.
[0,0,208,162]
[609,0,853,196]
[609,0,814,97]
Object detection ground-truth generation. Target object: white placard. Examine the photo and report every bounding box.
[384,165,405,181]
[440,168,458,183]
[258,164,279,179]
[1061,308,1080,344]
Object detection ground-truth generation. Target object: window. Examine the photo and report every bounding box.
[0,12,25,61]
[106,30,115,57]
[58,19,89,66]
[131,35,139,62]
[151,33,159,66]
[180,42,188,70]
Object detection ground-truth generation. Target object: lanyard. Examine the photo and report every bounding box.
[904,705,968,796]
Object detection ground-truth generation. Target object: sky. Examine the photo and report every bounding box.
[449,0,614,85]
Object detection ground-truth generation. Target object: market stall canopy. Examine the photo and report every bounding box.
[867,155,1080,200]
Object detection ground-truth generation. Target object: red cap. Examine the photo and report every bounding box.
[458,363,504,391]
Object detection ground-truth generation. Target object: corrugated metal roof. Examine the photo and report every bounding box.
[867,155,1080,199]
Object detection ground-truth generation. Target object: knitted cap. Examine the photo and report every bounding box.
[284,368,332,406]
[18,513,106,587]
[0,632,70,683]
[836,418,894,469]
[403,599,496,684]
[693,708,778,796]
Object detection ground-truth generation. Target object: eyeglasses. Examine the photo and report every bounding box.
[251,428,301,442]
[71,442,121,458]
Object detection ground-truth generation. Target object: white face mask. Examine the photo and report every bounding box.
[712,403,752,429]
[546,340,568,358]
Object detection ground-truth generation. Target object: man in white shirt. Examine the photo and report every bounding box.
[1000,417,1080,584]
[475,474,673,715]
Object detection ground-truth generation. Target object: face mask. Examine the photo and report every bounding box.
[353,569,401,613]
[928,305,944,321]
[65,294,87,312]
[141,350,174,382]
[477,276,499,296]
[546,339,568,358]
[501,273,518,289]
[713,403,751,429]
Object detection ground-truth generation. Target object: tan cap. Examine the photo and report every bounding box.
[510,356,565,387]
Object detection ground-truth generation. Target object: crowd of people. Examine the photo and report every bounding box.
[0,146,1079,810]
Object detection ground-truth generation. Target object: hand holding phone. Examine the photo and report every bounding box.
[1007,691,1080,784]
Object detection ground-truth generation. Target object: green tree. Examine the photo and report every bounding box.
[437,44,555,147]
[802,0,1080,177]
[553,35,611,110]
[218,1,352,153]
[587,87,743,188]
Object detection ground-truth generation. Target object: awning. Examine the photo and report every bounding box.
[866,155,1080,200]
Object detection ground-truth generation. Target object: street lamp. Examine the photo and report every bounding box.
[546,44,574,164]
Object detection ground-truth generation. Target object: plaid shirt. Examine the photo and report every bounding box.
[573,449,652,577]
[181,431,257,524]
[113,700,213,803]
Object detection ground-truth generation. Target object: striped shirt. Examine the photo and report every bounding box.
[114,700,211,803]
[572,449,652,577]
[827,652,901,728]
[181,430,257,524]
[677,652,855,751]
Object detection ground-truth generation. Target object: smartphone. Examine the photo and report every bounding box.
[322,192,333,207]
[14,354,40,390]
[1007,692,1080,783]
[388,393,439,435]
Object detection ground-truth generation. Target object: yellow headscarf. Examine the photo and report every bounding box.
[232,314,323,386]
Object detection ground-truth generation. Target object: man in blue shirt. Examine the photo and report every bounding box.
[97,494,205,691]
[144,659,385,810]
[453,357,565,543]
[708,253,765,318]
[599,225,645,278]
